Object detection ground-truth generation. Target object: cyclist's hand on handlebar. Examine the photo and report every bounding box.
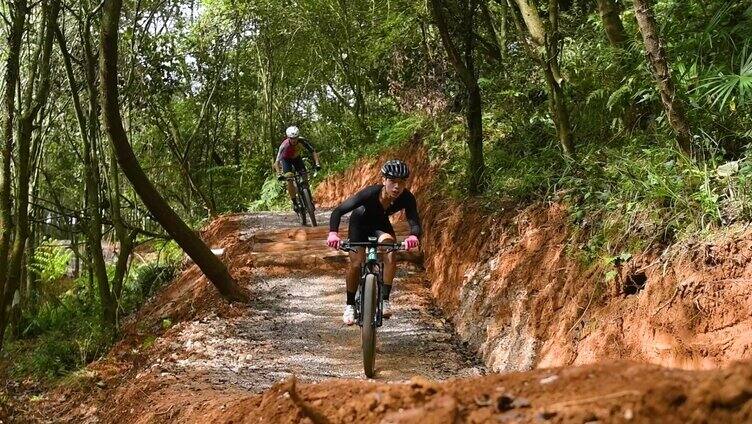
[403,235,419,251]
[327,231,341,249]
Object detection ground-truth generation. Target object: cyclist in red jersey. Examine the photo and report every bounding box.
[274,126,321,212]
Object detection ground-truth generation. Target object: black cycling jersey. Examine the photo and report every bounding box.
[329,185,421,237]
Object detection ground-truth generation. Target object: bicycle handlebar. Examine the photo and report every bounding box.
[338,240,405,253]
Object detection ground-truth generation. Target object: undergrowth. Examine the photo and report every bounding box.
[5,240,183,382]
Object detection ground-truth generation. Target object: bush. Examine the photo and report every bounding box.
[10,278,114,381]
[135,263,178,298]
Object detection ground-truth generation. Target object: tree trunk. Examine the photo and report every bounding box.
[1,0,60,343]
[0,0,27,313]
[57,15,117,325]
[486,0,509,60]
[429,0,486,194]
[107,142,136,310]
[466,82,485,193]
[513,0,545,45]
[596,0,627,47]
[633,0,692,155]
[507,0,575,157]
[543,65,575,156]
[99,0,248,303]
[233,42,241,166]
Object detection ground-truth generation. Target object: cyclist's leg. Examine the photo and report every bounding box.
[376,218,398,302]
[280,159,298,207]
[377,231,396,295]
[292,156,308,182]
[347,248,365,297]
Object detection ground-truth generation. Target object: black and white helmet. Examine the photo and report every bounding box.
[381,159,410,179]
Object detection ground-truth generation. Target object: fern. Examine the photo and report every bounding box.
[697,43,752,111]
[247,176,285,211]
[30,240,73,284]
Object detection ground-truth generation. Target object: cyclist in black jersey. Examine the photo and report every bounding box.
[327,160,421,325]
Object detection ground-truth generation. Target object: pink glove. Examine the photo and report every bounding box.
[327,231,341,249]
[403,235,419,251]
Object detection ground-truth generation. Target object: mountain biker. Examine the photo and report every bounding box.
[274,126,321,212]
[326,159,421,325]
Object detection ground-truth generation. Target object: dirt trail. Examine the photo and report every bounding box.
[214,210,482,386]
[157,265,483,392]
[27,211,483,423]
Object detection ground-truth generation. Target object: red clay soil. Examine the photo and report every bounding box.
[170,360,752,423]
[38,360,752,423]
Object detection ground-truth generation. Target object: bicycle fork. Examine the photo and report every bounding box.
[356,265,384,327]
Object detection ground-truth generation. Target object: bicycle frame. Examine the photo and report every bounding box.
[280,158,317,226]
[341,238,403,327]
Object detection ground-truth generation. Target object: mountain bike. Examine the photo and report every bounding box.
[278,163,317,227]
[339,238,404,378]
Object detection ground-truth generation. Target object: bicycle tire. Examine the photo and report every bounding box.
[301,187,317,227]
[294,182,307,226]
[361,274,378,378]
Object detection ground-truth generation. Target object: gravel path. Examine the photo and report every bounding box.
[156,212,484,391]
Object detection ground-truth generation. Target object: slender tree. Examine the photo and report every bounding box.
[429,0,486,194]
[633,0,693,155]
[99,0,248,303]
[0,0,28,321]
[596,0,627,47]
[0,0,61,342]
[506,0,575,157]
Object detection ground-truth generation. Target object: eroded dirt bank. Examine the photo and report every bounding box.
[315,142,752,372]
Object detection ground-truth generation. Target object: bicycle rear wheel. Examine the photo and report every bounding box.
[361,274,378,378]
[301,187,317,227]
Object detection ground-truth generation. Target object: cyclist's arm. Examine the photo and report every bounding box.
[300,138,320,167]
[404,193,422,237]
[274,143,285,172]
[328,187,374,232]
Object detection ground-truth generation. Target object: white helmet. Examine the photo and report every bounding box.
[286,126,300,138]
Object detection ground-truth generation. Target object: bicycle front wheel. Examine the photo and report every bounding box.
[294,184,307,226]
[361,274,378,378]
[301,187,317,227]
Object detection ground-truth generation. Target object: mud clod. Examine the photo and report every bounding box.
[538,410,558,420]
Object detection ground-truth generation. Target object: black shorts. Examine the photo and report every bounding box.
[281,156,307,175]
[348,206,395,242]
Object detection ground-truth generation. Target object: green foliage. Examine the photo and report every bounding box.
[697,43,752,111]
[152,240,184,266]
[247,176,287,211]
[318,114,427,178]
[10,278,114,381]
[134,263,179,299]
[10,240,183,382]
[29,240,73,285]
